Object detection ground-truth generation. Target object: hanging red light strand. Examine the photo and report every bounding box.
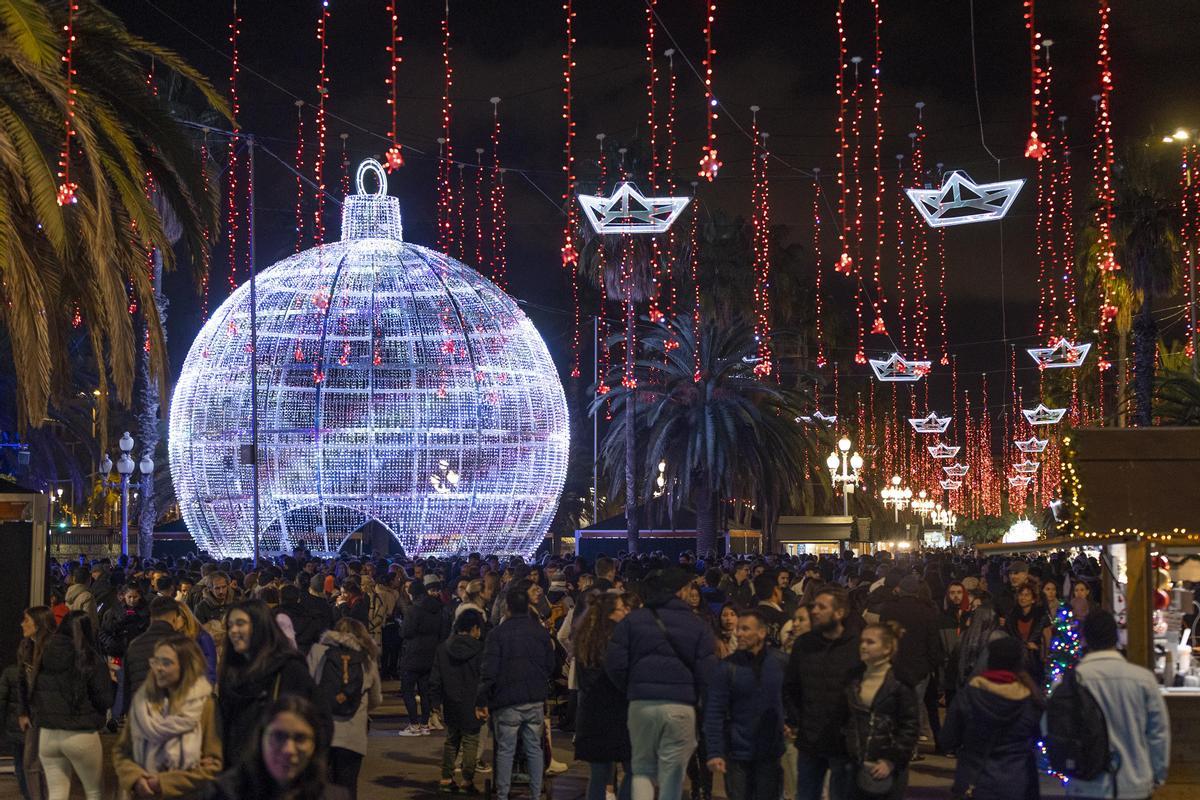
[489,98,508,291]
[596,135,613,395]
[339,133,350,199]
[293,100,306,252]
[384,0,404,171]
[1023,0,1047,160]
[436,1,455,254]
[560,0,581,375]
[698,0,720,180]
[812,169,827,369]
[750,110,773,377]
[644,0,665,326]
[311,0,331,247]
[910,106,930,359]
[834,0,851,275]
[1181,141,1199,358]
[689,180,701,382]
[199,139,212,322]
[934,162,950,366]
[868,0,887,337]
[1093,0,1118,363]
[894,150,910,355]
[474,147,486,270]
[56,0,80,206]
[1056,116,1078,338]
[224,0,243,294]
[662,48,679,324]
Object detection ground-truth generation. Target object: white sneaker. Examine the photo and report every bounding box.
[420,724,433,736]
[428,713,445,731]
[398,724,424,737]
[547,759,568,775]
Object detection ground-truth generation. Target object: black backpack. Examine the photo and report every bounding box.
[1044,668,1113,781]
[317,645,366,720]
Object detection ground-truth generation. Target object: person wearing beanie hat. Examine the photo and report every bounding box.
[1060,610,1170,799]
[941,634,1042,800]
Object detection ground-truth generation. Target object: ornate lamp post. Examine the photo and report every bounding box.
[99,431,154,557]
[880,475,913,523]
[826,437,864,516]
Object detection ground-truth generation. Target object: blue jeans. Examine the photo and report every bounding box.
[587,761,631,800]
[796,751,852,800]
[494,702,544,800]
[628,700,696,800]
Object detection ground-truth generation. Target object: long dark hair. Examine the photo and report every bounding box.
[228,695,332,800]
[574,593,624,669]
[219,599,294,685]
[19,606,56,685]
[57,610,103,677]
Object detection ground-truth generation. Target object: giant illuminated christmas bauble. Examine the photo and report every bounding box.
[169,161,568,558]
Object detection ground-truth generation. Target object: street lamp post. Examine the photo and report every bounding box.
[99,431,155,557]
[880,475,912,523]
[826,437,864,517]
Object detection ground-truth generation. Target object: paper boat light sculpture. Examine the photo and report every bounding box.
[1022,404,1066,426]
[578,182,690,234]
[1027,338,1091,369]
[1013,459,1041,474]
[942,463,969,478]
[927,443,961,459]
[796,410,837,426]
[1008,474,1034,487]
[939,479,963,490]
[1014,436,1049,454]
[869,353,931,382]
[908,412,952,434]
[905,170,1025,228]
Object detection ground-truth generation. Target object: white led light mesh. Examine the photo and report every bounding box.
[169,163,569,558]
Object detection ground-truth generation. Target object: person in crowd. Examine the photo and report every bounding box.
[1003,582,1049,684]
[784,585,861,800]
[843,622,918,800]
[1041,578,1065,616]
[306,618,382,800]
[719,562,753,608]
[605,567,717,800]
[778,603,811,800]
[780,603,811,654]
[1058,610,1170,799]
[716,603,739,658]
[941,637,1042,800]
[47,589,69,627]
[703,609,788,800]
[65,568,97,626]
[193,572,233,626]
[399,576,449,736]
[276,583,318,654]
[430,609,487,795]
[573,592,632,800]
[119,596,186,717]
[175,601,219,684]
[994,560,1029,619]
[753,573,788,647]
[475,586,556,800]
[334,577,370,628]
[199,695,347,800]
[217,599,316,758]
[942,581,972,633]
[1069,580,1094,621]
[879,575,943,754]
[0,660,26,798]
[957,603,1007,686]
[699,569,726,615]
[863,569,902,625]
[99,582,151,659]
[113,634,222,798]
[14,605,56,800]
[30,611,113,800]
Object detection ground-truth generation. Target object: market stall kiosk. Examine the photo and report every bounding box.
[982,427,1200,796]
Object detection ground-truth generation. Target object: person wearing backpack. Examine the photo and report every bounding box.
[940,636,1042,800]
[306,618,382,800]
[1046,609,1169,800]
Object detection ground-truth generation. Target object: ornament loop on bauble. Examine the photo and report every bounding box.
[356,158,388,197]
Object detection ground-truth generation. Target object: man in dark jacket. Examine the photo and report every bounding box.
[400,577,450,735]
[193,571,233,625]
[98,584,151,658]
[753,573,788,647]
[606,566,718,800]
[704,609,787,800]
[476,588,555,800]
[118,596,185,717]
[784,585,861,800]
[430,610,486,792]
[298,574,335,645]
[275,583,321,653]
[880,575,944,748]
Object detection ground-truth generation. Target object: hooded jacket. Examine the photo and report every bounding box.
[400,594,449,673]
[30,634,113,731]
[429,633,485,731]
[306,630,381,755]
[65,583,97,623]
[604,596,717,706]
[941,674,1042,800]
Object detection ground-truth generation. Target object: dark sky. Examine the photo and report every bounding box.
[113,0,1200,409]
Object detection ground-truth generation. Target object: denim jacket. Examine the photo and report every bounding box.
[1051,650,1170,799]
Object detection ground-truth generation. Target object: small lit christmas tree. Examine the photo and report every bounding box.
[1045,603,1082,693]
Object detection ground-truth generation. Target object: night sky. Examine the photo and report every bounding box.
[112,0,1200,413]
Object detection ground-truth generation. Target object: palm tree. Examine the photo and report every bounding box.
[592,314,828,555]
[1154,370,1200,425]
[0,1,226,429]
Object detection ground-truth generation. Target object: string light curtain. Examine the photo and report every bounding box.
[1023,0,1047,160]
[293,100,307,252]
[312,0,331,246]
[1181,142,1199,357]
[1092,0,1118,370]
[489,97,509,291]
[436,1,455,253]
[750,111,773,377]
[56,0,80,206]
[868,0,887,338]
[224,0,246,295]
[561,0,581,376]
[384,0,404,171]
[698,0,720,180]
[812,170,827,369]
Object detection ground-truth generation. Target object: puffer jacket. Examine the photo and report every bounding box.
[30,635,113,731]
[477,614,555,711]
[941,674,1042,800]
[783,628,861,756]
[0,664,22,745]
[703,646,788,762]
[429,633,485,731]
[99,600,151,658]
[604,597,717,706]
[843,664,919,768]
[400,594,449,673]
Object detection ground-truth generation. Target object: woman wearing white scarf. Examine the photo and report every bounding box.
[113,634,223,799]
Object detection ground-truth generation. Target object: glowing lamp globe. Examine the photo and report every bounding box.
[169,160,569,558]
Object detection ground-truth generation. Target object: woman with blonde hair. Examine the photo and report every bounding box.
[306,617,382,799]
[113,634,222,798]
[174,602,218,683]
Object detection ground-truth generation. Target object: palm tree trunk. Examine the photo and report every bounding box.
[136,248,167,558]
[1117,328,1128,427]
[1133,294,1157,427]
[695,476,717,556]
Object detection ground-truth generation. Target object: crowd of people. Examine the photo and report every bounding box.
[2,545,1174,800]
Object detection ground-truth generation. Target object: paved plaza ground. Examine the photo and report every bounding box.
[0,679,1085,800]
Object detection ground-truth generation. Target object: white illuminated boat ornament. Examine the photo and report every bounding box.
[905,170,1025,228]
[1027,338,1091,369]
[927,443,961,459]
[939,479,963,491]
[1014,436,1049,454]
[1013,459,1041,474]
[578,181,690,234]
[942,462,969,478]
[1022,404,1066,426]
[870,353,931,382]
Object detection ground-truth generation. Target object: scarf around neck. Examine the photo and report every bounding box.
[130,677,212,773]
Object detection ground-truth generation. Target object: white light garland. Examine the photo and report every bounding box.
[169,160,569,558]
